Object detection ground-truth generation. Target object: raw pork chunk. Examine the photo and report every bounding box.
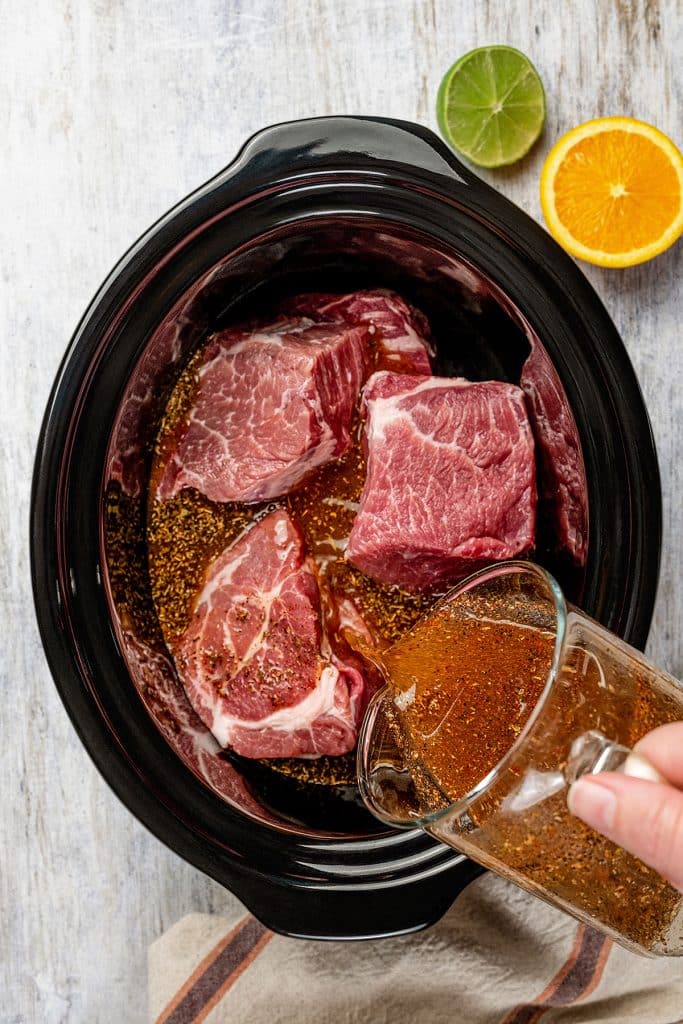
[157,319,369,503]
[171,509,366,758]
[520,341,588,566]
[346,372,537,591]
[280,289,433,374]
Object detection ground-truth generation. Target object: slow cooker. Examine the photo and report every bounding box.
[31,117,661,939]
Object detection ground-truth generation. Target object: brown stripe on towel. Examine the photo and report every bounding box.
[501,925,612,1024]
[156,916,272,1024]
[155,918,247,1024]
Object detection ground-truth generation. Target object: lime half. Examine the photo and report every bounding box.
[437,46,546,168]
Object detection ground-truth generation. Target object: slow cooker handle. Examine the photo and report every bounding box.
[210,115,484,193]
[231,857,486,941]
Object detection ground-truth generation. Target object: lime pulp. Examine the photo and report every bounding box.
[436,46,546,168]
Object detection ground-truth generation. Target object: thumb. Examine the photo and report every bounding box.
[567,773,683,892]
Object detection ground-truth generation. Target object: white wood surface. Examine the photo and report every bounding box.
[2,1,681,1021]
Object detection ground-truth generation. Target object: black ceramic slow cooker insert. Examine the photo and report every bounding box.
[31,117,661,940]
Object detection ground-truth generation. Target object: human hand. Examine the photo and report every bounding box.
[567,722,683,892]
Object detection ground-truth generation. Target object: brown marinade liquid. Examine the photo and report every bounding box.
[382,596,555,802]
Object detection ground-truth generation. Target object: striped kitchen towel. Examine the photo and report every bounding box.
[149,873,683,1024]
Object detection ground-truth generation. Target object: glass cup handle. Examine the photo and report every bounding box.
[565,730,666,785]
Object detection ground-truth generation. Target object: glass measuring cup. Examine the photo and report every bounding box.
[357,562,683,956]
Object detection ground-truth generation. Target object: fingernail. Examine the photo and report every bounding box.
[622,751,666,783]
[567,778,617,831]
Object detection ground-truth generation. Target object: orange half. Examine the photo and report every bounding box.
[540,117,683,267]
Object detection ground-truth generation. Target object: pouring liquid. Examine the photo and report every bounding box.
[374,576,683,955]
[381,588,555,806]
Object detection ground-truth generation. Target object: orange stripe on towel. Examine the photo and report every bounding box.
[577,935,612,1003]
[156,915,272,1024]
[193,928,273,1024]
[155,920,246,1024]
[501,924,613,1024]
